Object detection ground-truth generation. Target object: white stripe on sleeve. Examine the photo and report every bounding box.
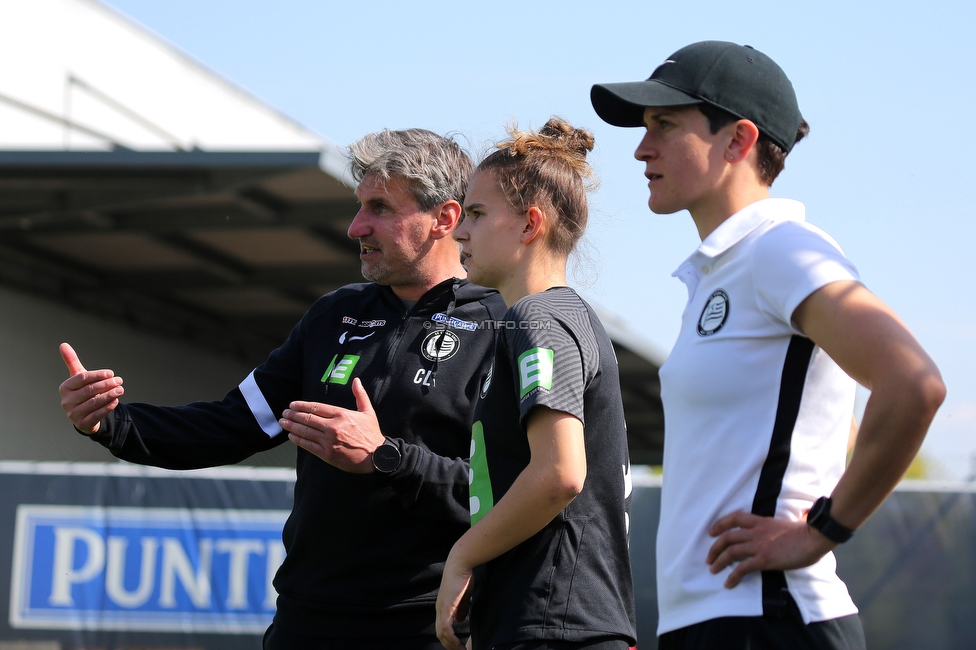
[239,371,283,437]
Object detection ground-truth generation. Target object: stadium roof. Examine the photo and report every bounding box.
[0,149,362,362]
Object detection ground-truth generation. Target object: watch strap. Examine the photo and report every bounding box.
[808,496,854,544]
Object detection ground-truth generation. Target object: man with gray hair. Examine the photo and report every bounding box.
[59,128,506,649]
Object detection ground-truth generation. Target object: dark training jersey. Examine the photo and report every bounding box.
[467,287,637,649]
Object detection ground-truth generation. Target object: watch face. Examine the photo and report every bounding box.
[373,442,401,473]
[808,497,829,527]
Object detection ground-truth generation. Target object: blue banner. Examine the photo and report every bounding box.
[10,505,288,633]
[2,464,974,648]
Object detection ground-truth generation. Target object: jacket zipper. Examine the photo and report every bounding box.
[370,307,411,405]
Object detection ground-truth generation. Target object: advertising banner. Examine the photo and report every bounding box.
[1,463,974,649]
[10,505,287,633]
[0,462,294,649]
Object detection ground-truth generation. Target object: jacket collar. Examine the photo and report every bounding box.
[376,277,465,314]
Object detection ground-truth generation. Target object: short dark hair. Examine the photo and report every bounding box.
[697,103,809,187]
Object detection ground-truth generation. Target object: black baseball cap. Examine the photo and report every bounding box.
[591,41,803,153]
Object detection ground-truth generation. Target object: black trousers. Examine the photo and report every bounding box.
[658,594,865,650]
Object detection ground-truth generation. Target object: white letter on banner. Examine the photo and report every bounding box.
[105,537,158,608]
[50,527,105,606]
[264,540,286,610]
[215,539,265,609]
[160,538,212,608]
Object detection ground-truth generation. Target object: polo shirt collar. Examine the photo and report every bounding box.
[697,198,806,259]
[671,199,806,295]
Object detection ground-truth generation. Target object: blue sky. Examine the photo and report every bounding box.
[103,0,976,479]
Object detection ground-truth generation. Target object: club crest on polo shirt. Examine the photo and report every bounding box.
[698,289,730,336]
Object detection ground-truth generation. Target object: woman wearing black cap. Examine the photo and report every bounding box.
[592,41,945,650]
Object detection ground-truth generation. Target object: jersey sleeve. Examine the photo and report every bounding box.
[752,221,860,331]
[502,294,596,426]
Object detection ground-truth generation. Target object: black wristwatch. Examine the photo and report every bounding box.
[807,496,854,543]
[371,438,402,474]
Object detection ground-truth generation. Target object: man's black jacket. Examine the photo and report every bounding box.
[87,278,506,638]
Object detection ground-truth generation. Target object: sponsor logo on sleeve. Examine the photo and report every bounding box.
[9,505,287,633]
[517,348,554,399]
[697,289,730,336]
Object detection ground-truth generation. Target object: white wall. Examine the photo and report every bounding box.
[0,286,296,467]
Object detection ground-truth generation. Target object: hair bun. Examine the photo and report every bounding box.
[538,117,595,158]
[502,116,594,177]
[477,116,597,257]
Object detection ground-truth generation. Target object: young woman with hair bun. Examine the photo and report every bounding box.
[435,117,637,650]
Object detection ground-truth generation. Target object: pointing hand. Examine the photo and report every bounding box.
[58,342,123,434]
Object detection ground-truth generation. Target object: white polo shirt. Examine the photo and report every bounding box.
[657,198,860,634]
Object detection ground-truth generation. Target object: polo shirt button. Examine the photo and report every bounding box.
[701,266,710,274]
